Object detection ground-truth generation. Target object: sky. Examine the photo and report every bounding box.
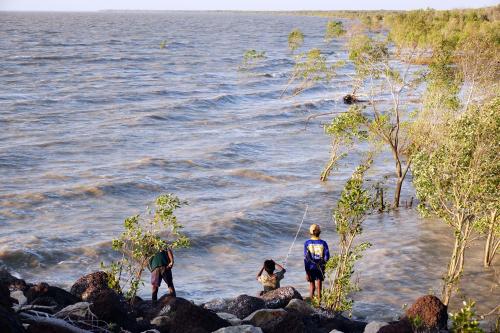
[0,0,497,11]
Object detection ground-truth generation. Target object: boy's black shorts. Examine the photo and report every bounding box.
[306,268,324,281]
[151,266,174,287]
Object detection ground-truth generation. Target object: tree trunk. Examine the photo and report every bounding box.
[484,210,498,267]
[320,157,337,182]
[442,229,461,306]
[394,177,403,208]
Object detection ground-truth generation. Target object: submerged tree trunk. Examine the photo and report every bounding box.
[393,156,403,207]
[484,210,499,267]
[442,217,471,306]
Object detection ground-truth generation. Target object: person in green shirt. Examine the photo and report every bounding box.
[149,247,175,302]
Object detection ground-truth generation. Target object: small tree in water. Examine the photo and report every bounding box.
[412,98,499,305]
[323,158,373,313]
[103,194,190,299]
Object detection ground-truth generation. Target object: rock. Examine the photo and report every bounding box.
[11,290,27,306]
[89,289,137,331]
[243,308,288,327]
[26,321,75,333]
[213,325,264,333]
[149,296,230,333]
[0,269,29,291]
[55,302,91,319]
[284,299,314,316]
[0,296,26,333]
[0,281,13,309]
[243,308,304,333]
[217,312,243,326]
[260,287,302,309]
[405,295,447,331]
[150,315,171,332]
[364,321,388,333]
[378,319,412,333]
[227,295,266,319]
[343,94,357,104]
[303,313,366,333]
[201,298,231,313]
[70,271,111,301]
[26,283,79,310]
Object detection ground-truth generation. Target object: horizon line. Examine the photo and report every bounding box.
[0,5,495,13]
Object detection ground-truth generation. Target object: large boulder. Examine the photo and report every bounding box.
[303,314,366,333]
[378,319,412,333]
[217,312,243,326]
[149,296,230,333]
[0,269,29,292]
[201,298,231,313]
[284,299,314,316]
[10,290,27,306]
[248,309,306,333]
[364,321,388,333]
[0,283,26,333]
[227,295,266,319]
[405,295,447,331]
[25,283,79,310]
[89,289,137,332]
[213,325,264,333]
[70,271,111,301]
[243,308,288,328]
[260,287,302,309]
[55,302,91,320]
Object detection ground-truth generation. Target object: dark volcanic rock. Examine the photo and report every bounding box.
[70,271,111,301]
[26,283,79,310]
[405,295,448,330]
[378,318,413,333]
[0,306,26,333]
[0,281,26,333]
[303,313,366,333]
[244,308,304,333]
[227,295,266,319]
[343,94,357,104]
[0,269,29,291]
[150,296,230,333]
[26,322,74,333]
[201,298,231,313]
[260,287,302,309]
[89,289,137,331]
[0,281,13,309]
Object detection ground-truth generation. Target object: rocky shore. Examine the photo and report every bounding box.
[1,269,451,333]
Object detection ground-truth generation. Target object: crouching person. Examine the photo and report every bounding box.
[256,259,286,295]
[149,247,176,303]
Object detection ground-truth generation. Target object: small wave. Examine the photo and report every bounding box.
[185,93,242,109]
[230,169,281,183]
[230,169,299,183]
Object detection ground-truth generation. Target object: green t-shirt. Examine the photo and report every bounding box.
[148,250,170,271]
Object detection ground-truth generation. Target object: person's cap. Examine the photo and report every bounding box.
[309,224,320,235]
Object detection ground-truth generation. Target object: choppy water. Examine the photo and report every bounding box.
[0,12,498,322]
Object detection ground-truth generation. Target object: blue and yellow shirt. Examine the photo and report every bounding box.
[304,237,330,271]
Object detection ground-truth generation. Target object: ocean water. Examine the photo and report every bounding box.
[0,11,497,321]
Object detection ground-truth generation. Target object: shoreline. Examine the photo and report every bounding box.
[3,268,492,333]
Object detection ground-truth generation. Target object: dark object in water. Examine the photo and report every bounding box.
[343,94,358,104]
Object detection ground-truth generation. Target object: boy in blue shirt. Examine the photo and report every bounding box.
[304,224,330,302]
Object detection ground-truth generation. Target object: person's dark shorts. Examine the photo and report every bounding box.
[306,267,324,281]
[151,266,173,287]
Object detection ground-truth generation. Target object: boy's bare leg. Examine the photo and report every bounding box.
[168,285,176,297]
[309,281,315,300]
[315,280,322,301]
[152,285,159,302]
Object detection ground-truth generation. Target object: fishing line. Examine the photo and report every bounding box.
[282,204,308,268]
